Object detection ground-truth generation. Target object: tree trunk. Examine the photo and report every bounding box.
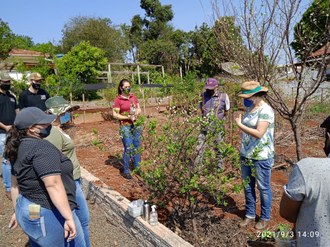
[289,119,303,161]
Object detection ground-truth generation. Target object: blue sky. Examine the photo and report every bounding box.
[2,0,214,44]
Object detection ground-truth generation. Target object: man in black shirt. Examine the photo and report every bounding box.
[0,72,18,199]
[18,72,50,111]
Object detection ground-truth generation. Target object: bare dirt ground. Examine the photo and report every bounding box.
[68,105,325,246]
[0,104,325,247]
[0,181,139,247]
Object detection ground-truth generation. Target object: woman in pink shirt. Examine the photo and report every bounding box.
[112,79,142,179]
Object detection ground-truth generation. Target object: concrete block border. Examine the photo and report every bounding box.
[80,168,193,247]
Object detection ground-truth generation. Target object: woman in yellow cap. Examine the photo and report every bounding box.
[235,81,274,230]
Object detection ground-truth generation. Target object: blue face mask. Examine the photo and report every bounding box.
[60,112,71,124]
[243,99,254,108]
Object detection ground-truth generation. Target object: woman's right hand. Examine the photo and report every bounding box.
[64,218,76,242]
[8,213,18,229]
[129,114,136,122]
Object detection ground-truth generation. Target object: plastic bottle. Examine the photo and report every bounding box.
[149,205,158,226]
[143,200,150,222]
[130,103,136,115]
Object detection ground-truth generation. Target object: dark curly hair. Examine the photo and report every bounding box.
[4,126,28,164]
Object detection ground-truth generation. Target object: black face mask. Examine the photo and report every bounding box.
[205,89,215,96]
[0,84,10,91]
[32,82,41,90]
[39,125,52,138]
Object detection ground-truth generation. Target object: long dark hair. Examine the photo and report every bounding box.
[4,126,28,164]
[117,79,130,95]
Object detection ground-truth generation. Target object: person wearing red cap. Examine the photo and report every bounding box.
[195,77,230,170]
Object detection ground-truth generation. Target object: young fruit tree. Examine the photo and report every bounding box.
[211,0,330,160]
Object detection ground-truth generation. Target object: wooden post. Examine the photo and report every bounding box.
[108,64,112,83]
[69,92,73,105]
[137,65,141,85]
[179,66,183,80]
[161,66,165,83]
[161,66,165,78]
[140,87,146,115]
[147,72,150,84]
[82,94,86,123]
[321,88,324,104]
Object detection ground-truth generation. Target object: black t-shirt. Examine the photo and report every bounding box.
[11,137,77,210]
[18,88,50,111]
[0,91,18,134]
[320,116,330,156]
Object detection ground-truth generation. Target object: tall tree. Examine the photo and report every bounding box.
[128,0,185,73]
[61,16,128,61]
[128,15,144,62]
[291,0,330,59]
[11,35,34,50]
[32,42,60,56]
[140,0,174,40]
[0,19,15,59]
[212,0,329,161]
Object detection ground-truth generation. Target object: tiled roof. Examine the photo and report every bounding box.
[9,48,49,57]
[310,42,330,57]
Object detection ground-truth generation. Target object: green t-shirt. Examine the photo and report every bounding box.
[45,126,81,180]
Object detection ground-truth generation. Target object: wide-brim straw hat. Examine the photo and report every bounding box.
[45,96,80,116]
[238,81,268,98]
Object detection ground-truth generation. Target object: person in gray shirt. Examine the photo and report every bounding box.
[280,157,330,247]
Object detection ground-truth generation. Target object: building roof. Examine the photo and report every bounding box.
[0,48,53,69]
[309,42,330,57]
[9,48,49,57]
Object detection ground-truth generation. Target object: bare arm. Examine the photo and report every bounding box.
[235,114,270,139]
[112,107,136,122]
[42,174,76,241]
[8,176,20,229]
[279,192,302,223]
[112,107,130,120]
[0,122,12,132]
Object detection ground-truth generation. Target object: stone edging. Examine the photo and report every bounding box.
[80,167,193,247]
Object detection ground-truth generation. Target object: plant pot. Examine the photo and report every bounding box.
[275,237,297,247]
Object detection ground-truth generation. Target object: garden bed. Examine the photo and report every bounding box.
[67,106,325,246]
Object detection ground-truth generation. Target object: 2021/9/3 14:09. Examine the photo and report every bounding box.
[257,230,320,239]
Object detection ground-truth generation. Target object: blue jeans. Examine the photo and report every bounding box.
[0,133,11,192]
[75,179,90,247]
[120,125,142,174]
[16,195,86,247]
[241,157,273,221]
